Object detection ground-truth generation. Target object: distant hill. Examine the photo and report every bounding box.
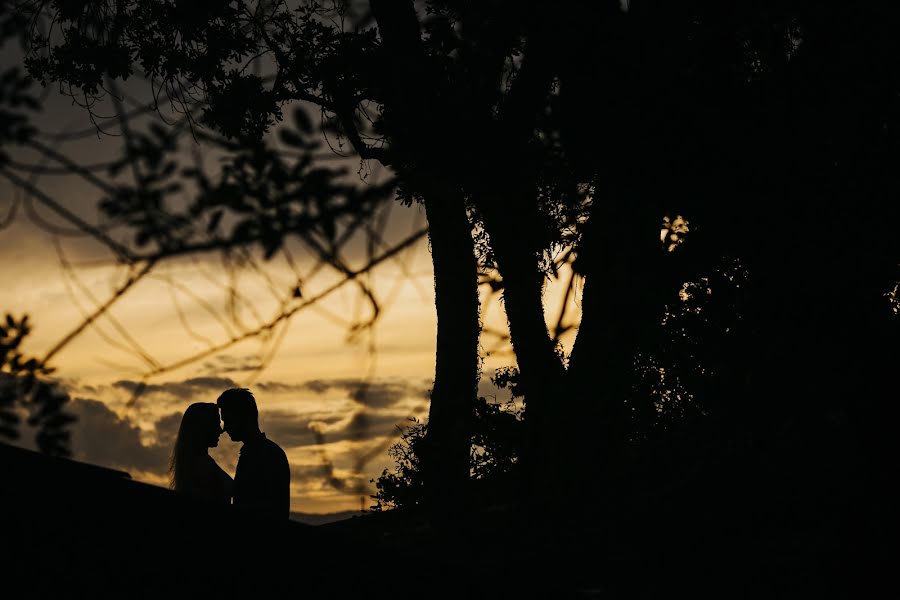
[290,510,366,526]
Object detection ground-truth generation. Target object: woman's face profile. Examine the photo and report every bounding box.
[206,412,223,448]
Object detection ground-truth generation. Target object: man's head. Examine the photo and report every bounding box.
[216,388,259,442]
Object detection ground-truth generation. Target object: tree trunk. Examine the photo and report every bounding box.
[477,196,568,503]
[421,184,480,521]
[368,1,481,520]
[566,200,672,495]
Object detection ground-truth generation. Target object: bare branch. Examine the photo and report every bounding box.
[52,239,161,370]
[0,167,135,262]
[140,227,428,378]
[41,259,158,365]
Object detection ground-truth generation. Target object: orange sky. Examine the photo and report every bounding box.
[1,210,581,512]
[0,56,582,514]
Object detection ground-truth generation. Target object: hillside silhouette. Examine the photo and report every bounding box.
[2,442,536,597]
[4,436,890,598]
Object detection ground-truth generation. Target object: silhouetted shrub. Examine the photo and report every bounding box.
[370,395,523,511]
[0,314,74,456]
[370,417,427,511]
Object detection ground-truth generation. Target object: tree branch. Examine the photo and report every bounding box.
[40,259,157,365]
[0,168,135,263]
[139,227,427,378]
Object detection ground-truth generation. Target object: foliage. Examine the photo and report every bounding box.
[97,107,395,258]
[370,395,524,511]
[469,395,523,482]
[0,314,75,456]
[9,1,900,524]
[0,8,37,168]
[630,259,750,438]
[369,417,427,512]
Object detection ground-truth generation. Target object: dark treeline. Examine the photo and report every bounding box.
[2,1,897,595]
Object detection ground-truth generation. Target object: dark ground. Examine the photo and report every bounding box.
[1,441,889,598]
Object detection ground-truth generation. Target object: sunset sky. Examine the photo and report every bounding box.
[1,60,582,514]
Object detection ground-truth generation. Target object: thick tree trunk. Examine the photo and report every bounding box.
[477,197,568,502]
[368,1,481,519]
[566,201,673,495]
[421,185,480,520]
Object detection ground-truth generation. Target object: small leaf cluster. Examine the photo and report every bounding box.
[99,107,395,258]
[0,315,75,456]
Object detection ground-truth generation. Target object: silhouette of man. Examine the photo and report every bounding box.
[216,388,290,519]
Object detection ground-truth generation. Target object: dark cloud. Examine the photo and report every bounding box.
[289,463,368,494]
[201,354,263,374]
[104,374,425,410]
[260,408,410,449]
[67,400,238,480]
[153,412,183,450]
[112,376,238,402]
[59,374,428,482]
[290,463,332,479]
[255,381,308,393]
[104,375,428,411]
[68,398,169,474]
[76,383,99,395]
[259,410,325,448]
[279,378,429,409]
[335,411,411,443]
[478,375,513,403]
[290,463,344,492]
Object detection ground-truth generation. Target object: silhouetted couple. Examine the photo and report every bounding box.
[169,388,290,520]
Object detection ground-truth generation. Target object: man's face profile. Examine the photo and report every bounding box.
[219,406,242,442]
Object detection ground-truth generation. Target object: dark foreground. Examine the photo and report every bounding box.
[2,442,888,598]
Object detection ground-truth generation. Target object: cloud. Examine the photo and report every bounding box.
[291,463,334,480]
[259,410,326,448]
[67,399,239,482]
[478,375,513,403]
[274,377,430,409]
[111,376,238,403]
[290,463,346,491]
[255,381,308,393]
[289,463,370,494]
[68,398,170,474]
[329,410,412,443]
[153,411,184,450]
[260,407,412,449]
[201,354,263,374]
[58,374,429,488]
[94,375,428,413]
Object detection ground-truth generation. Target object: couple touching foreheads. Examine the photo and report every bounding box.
[169,388,290,520]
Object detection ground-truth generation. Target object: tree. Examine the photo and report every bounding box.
[10,1,900,535]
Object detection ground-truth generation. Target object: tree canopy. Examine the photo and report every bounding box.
[4,1,898,557]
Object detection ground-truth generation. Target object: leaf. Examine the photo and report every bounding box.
[159,161,176,178]
[262,236,281,259]
[293,107,313,133]
[279,128,307,148]
[232,219,258,241]
[135,228,152,246]
[149,122,169,143]
[207,210,224,233]
[321,218,335,241]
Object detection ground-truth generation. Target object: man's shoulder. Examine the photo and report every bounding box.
[262,437,288,461]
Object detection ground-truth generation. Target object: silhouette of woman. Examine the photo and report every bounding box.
[169,402,234,504]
